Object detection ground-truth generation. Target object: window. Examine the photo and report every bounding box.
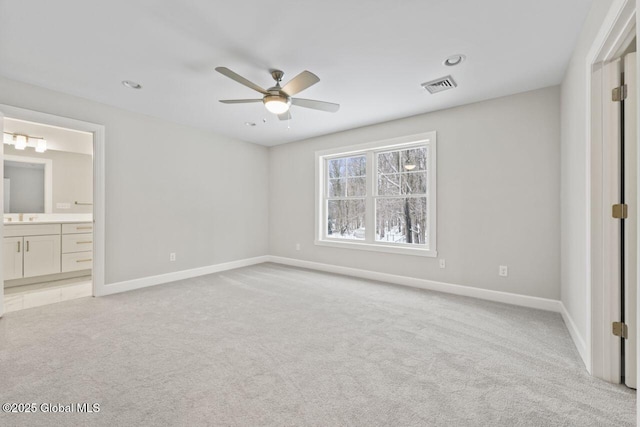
[316,132,436,257]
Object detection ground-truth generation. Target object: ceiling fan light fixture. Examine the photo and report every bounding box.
[263,94,291,114]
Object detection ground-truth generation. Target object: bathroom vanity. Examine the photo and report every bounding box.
[3,220,93,284]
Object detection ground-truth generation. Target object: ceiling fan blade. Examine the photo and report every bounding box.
[215,67,268,95]
[291,98,340,113]
[219,99,263,104]
[278,111,292,121]
[281,71,320,96]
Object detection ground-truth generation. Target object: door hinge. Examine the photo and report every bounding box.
[613,84,628,101]
[613,322,628,339]
[612,203,628,219]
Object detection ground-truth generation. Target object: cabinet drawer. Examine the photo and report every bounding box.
[62,222,93,234]
[62,251,93,273]
[62,223,93,234]
[4,224,61,237]
[62,233,93,253]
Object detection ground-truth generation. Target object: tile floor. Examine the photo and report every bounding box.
[3,276,92,312]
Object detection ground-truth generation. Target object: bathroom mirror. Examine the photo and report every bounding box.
[3,155,52,214]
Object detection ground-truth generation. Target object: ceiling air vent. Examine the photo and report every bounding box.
[421,75,457,94]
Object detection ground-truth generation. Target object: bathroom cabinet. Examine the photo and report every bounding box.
[2,222,91,281]
[2,234,61,279]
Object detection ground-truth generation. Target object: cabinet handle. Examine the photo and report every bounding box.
[76,241,93,244]
[76,227,92,230]
[17,241,20,253]
[26,241,29,252]
[76,259,92,263]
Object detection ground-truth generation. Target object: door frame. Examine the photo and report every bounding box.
[0,104,106,307]
[587,0,637,382]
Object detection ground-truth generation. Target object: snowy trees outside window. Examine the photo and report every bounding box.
[375,147,428,245]
[326,155,366,239]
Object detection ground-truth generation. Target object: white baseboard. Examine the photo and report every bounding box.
[559,302,590,370]
[266,256,563,313]
[96,256,270,296]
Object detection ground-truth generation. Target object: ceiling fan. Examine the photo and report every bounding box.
[215,67,340,120]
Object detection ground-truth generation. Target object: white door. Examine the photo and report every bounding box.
[3,237,23,281]
[23,235,61,278]
[624,52,637,389]
[602,58,623,383]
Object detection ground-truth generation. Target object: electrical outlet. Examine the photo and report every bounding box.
[499,265,508,277]
[296,243,301,251]
[439,259,446,269]
[170,252,176,262]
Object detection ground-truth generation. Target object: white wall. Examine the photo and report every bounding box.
[270,87,561,300]
[0,76,269,285]
[560,0,615,348]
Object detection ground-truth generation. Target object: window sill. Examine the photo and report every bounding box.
[314,239,437,257]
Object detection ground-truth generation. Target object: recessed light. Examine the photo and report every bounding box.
[122,80,142,89]
[245,122,256,127]
[443,54,466,67]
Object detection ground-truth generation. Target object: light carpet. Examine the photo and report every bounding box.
[0,263,635,426]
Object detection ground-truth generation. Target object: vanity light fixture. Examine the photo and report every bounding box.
[3,132,47,153]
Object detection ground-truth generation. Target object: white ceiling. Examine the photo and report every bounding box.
[0,0,593,146]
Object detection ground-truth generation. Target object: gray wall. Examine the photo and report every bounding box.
[5,145,93,214]
[0,75,560,300]
[270,86,561,300]
[560,0,614,346]
[0,76,270,285]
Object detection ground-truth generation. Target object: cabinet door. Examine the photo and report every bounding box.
[3,237,23,280]
[23,235,61,278]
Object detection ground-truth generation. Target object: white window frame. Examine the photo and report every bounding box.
[315,132,437,257]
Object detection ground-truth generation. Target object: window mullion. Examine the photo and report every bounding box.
[365,151,375,243]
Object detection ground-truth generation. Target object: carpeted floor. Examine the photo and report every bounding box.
[0,263,635,426]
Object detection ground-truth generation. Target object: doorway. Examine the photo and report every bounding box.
[0,106,105,317]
